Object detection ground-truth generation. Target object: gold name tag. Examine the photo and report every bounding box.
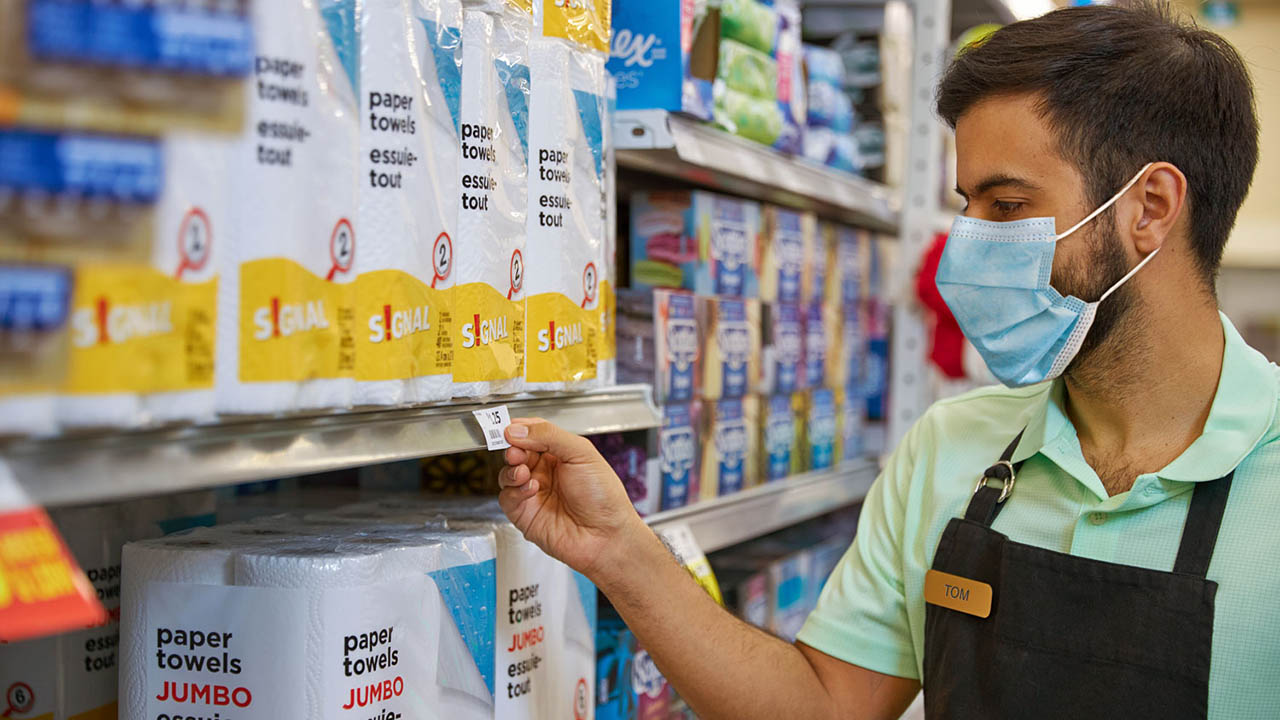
[925,569,993,618]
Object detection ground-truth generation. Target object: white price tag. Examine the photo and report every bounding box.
[472,405,513,450]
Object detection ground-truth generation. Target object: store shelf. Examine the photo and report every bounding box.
[646,461,878,553]
[616,110,901,233]
[5,384,660,507]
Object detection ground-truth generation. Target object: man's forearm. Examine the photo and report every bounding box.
[590,521,840,720]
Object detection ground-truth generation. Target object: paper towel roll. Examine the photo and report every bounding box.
[217,0,360,415]
[353,0,460,406]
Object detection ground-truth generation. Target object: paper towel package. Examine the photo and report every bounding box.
[352,0,462,406]
[659,401,701,511]
[698,296,761,401]
[759,302,802,396]
[217,0,360,415]
[759,206,814,304]
[629,191,760,298]
[453,3,532,397]
[700,396,758,500]
[597,71,618,386]
[525,38,606,391]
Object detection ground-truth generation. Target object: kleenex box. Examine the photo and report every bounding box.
[608,0,716,120]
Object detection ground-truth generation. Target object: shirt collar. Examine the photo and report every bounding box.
[1010,312,1277,484]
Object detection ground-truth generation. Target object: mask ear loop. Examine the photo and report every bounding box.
[1054,162,1155,242]
[1099,246,1160,304]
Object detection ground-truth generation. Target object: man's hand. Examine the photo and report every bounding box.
[497,417,650,581]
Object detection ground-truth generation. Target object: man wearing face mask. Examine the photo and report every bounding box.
[496,2,1279,718]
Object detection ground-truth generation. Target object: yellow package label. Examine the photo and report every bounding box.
[541,0,611,54]
[239,258,355,383]
[526,291,598,383]
[354,270,452,381]
[68,703,118,720]
[508,0,533,14]
[64,264,216,394]
[598,278,615,361]
[453,282,525,383]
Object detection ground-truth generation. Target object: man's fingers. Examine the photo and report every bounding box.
[506,417,599,463]
[498,464,531,489]
[497,480,540,518]
[504,445,541,470]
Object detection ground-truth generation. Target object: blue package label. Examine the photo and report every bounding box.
[864,335,888,420]
[573,89,606,179]
[608,2,713,120]
[320,0,360,98]
[771,303,802,394]
[808,389,837,470]
[803,302,825,390]
[764,394,794,481]
[429,558,498,697]
[573,571,598,635]
[0,265,72,332]
[27,0,253,76]
[662,291,698,403]
[714,399,748,495]
[717,300,751,399]
[709,198,751,297]
[495,59,531,161]
[421,18,463,136]
[774,210,804,303]
[0,129,162,202]
[660,404,697,510]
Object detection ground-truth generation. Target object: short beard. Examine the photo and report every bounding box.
[1055,211,1145,387]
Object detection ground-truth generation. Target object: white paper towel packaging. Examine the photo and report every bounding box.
[452,2,532,397]
[217,0,360,415]
[353,0,462,406]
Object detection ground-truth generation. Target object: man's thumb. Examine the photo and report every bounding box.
[505,418,597,462]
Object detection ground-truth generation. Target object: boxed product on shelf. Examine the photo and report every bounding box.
[759,302,802,396]
[713,538,812,643]
[698,295,761,401]
[801,300,830,391]
[832,302,864,394]
[837,385,866,462]
[616,288,700,405]
[659,401,702,511]
[717,39,778,102]
[352,0,461,407]
[630,190,760,298]
[759,206,814,304]
[606,0,716,120]
[761,393,800,482]
[454,2,532,397]
[216,0,361,416]
[827,224,865,309]
[597,606,672,720]
[700,395,759,500]
[862,235,890,421]
[804,388,839,471]
[592,430,662,517]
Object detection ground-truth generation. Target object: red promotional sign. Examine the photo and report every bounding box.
[0,507,106,643]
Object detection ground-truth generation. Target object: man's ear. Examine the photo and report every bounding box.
[1127,162,1187,256]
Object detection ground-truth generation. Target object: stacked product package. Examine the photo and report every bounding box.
[118,494,595,720]
[802,44,859,173]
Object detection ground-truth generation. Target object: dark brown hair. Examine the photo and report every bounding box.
[936,1,1258,285]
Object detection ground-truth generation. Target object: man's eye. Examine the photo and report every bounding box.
[992,200,1023,216]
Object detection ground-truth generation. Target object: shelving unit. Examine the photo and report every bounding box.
[615,109,901,233]
[646,461,878,553]
[5,384,660,507]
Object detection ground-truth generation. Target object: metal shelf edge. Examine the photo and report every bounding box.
[646,461,878,553]
[7,384,661,507]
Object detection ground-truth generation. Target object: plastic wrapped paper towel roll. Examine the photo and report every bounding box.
[217,0,360,415]
[353,0,462,406]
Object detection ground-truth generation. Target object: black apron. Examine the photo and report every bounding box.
[923,431,1233,719]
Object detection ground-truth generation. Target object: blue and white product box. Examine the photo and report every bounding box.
[863,323,889,421]
[831,225,863,307]
[608,0,714,120]
[838,386,865,462]
[702,397,752,498]
[838,303,864,396]
[630,191,760,298]
[802,300,826,390]
[807,388,837,471]
[0,128,163,203]
[655,289,700,404]
[659,402,701,511]
[760,302,802,395]
[767,551,811,642]
[760,206,812,304]
[700,296,759,401]
[762,393,796,482]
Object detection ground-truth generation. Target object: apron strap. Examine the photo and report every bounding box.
[1172,471,1235,578]
[964,429,1027,527]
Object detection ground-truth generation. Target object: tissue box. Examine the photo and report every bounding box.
[597,607,671,720]
[659,402,702,510]
[700,396,759,499]
[592,431,661,517]
[760,393,799,482]
[837,386,865,462]
[802,389,838,471]
[617,288,700,405]
[759,302,802,395]
[608,0,715,120]
[630,191,760,298]
[801,300,830,390]
[827,224,865,308]
[699,295,761,401]
[759,206,814,304]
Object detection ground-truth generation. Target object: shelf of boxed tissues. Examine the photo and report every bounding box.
[646,460,878,553]
[6,384,660,507]
[615,109,900,234]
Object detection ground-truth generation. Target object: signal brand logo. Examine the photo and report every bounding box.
[368,304,431,343]
[253,297,329,340]
[537,320,584,352]
[461,312,509,348]
[71,298,173,347]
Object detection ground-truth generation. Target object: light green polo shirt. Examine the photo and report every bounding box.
[798,313,1280,718]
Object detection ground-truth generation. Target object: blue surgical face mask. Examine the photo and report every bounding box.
[937,163,1156,388]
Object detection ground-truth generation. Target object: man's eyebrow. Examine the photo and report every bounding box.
[955,174,1043,198]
